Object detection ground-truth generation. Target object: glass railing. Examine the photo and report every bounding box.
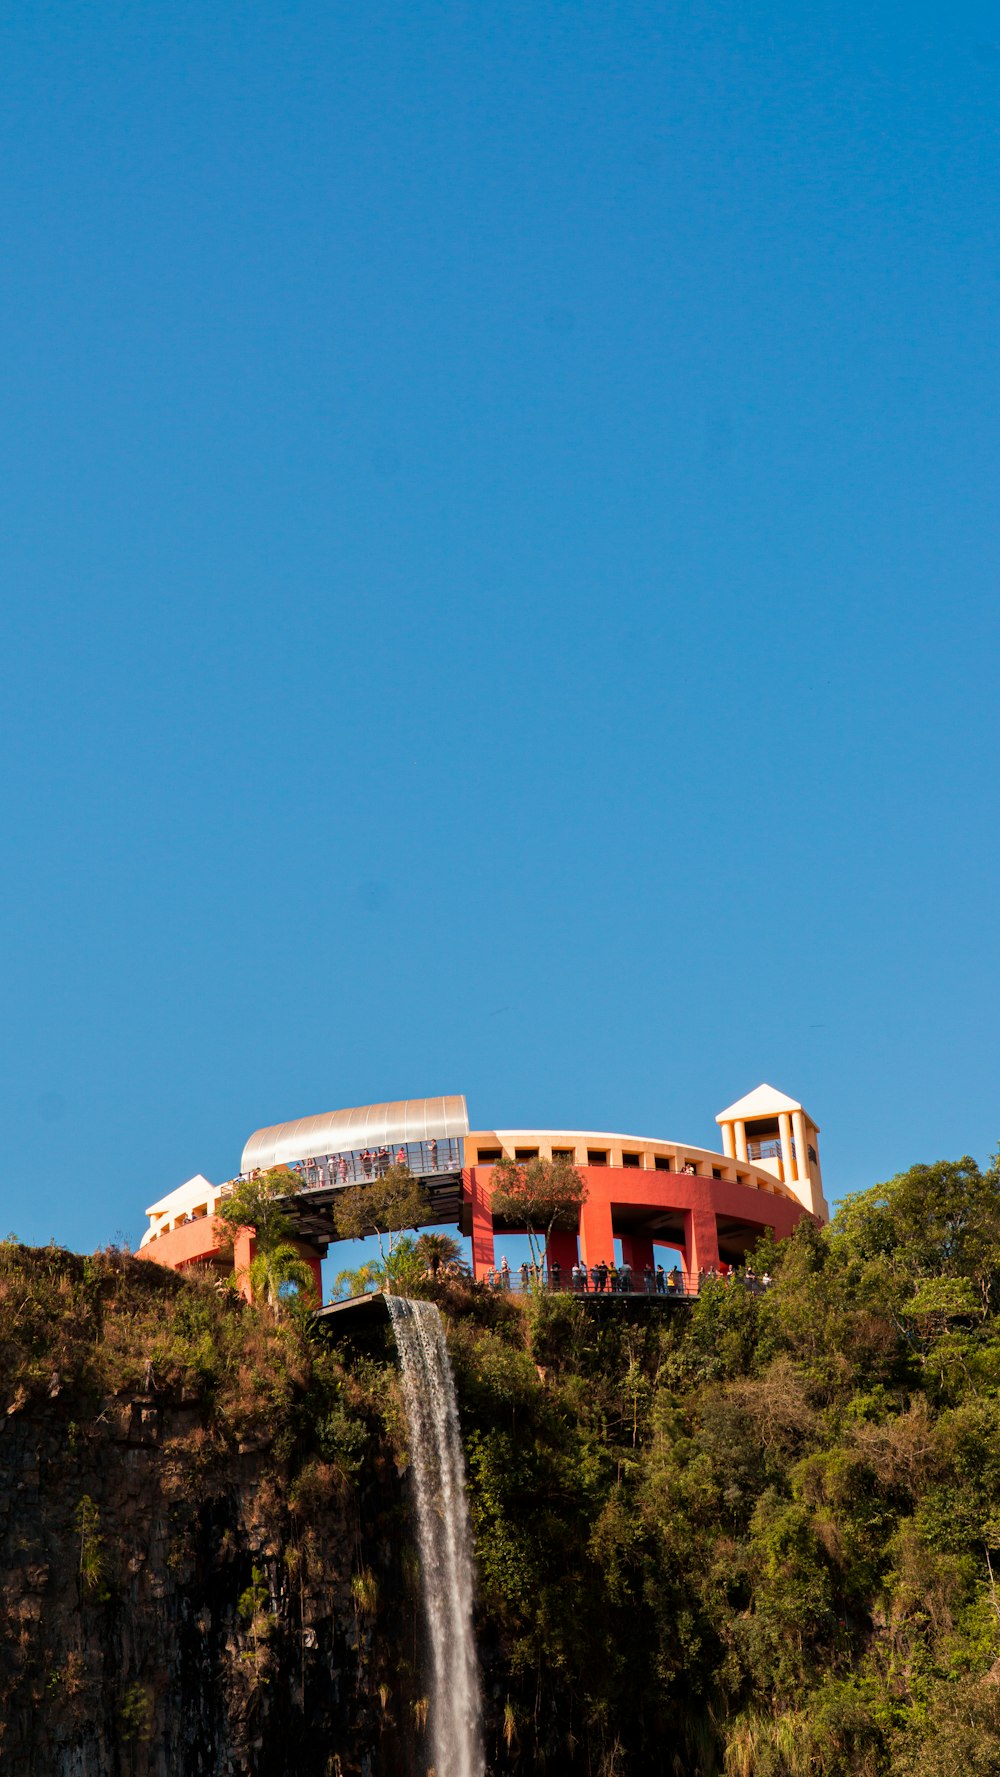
[242,1136,465,1192]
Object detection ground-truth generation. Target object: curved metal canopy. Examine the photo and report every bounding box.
[241,1095,469,1173]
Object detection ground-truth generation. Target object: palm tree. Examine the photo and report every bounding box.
[248,1242,318,1314]
[413,1233,468,1279]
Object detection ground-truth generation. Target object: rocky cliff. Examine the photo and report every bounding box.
[0,1246,423,1777]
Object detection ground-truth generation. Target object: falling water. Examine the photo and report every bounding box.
[386,1295,484,1777]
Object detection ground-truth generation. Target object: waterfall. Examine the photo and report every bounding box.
[386,1295,484,1777]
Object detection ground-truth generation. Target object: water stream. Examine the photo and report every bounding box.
[386,1295,485,1777]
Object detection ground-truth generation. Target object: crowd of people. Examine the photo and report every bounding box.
[484,1257,774,1296]
[287,1136,458,1190]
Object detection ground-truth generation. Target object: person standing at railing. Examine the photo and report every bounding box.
[428,1137,438,1171]
[396,1146,406,1167]
[644,1264,655,1294]
[500,1255,511,1289]
[655,1265,666,1294]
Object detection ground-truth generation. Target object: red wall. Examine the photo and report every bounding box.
[464,1164,807,1280]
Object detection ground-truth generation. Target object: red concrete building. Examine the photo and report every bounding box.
[138,1085,827,1296]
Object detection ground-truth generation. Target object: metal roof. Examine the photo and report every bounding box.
[240,1095,469,1173]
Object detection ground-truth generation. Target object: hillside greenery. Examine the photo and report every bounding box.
[444,1151,1000,1775]
[2,1149,1000,1774]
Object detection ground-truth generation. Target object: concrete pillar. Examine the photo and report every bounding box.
[619,1234,655,1278]
[579,1192,615,1268]
[734,1121,748,1163]
[792,1109,809,1182]
[684,1206,720,1284]
[234,1227,255,1303]
[465,1169,497,1280]
[304,1253,324,1305]
[778,1112,795,1184]
[546,1229,579,1278]
[721,1122,735,1159]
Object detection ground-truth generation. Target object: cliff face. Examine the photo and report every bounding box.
[0,1247,423,1777]
[7,1156,1000,1777]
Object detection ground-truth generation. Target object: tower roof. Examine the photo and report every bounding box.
[716,1083,817,1127]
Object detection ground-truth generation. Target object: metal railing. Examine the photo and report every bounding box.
[241,1137,464,1192]
[746,1138,796,1163]
[485,1267,774,1298]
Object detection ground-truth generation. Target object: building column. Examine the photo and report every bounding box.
[684,1206,720,1283]
[233,1227,255,1303]
[465,1168,496,1281]
[304,1253,324,1306]
[619,1234,655,1278]
[579,1191,615,1269]
[791,1109,809,1182]
[720,1122,735,1159]
[546,1229,579,1277]
[778,1112,795,1185]
[734,1121,748,1163]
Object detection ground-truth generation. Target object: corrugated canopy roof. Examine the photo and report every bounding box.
[240,1095,469,1173]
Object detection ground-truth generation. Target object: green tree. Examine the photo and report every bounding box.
[248,1241,318,1312]
[216,1168,301,1250]
[332,1165,431,1265]
[487,1154,587,1273]
[216,1168,314,1314]
[830,1157,1000,1307]
[414,1232,469,1278]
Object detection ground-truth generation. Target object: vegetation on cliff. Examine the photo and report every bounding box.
[447,1151,1000,1775]
[2,1147,1000,1775]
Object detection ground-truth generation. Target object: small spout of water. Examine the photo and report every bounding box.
[386,1296,484,1777]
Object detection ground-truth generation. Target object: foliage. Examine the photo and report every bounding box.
[216,1169,301,1248]
[444,1149,1000,1774]
[248,1241,318,1312]
[332,1166,431,1264]
[6,1146,1000,1774]
[75,1495,107,1600]
[215,1169,315,1315]
[488,1154,588,1271]
[414,1232,469,1278]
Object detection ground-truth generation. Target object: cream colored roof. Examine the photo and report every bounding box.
[241,1095,469,1172]
[716,1084,814,1124]
[145,1174,217,1218]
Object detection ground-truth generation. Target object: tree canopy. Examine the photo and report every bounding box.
[216,1168,301,1250]
[215,1169,316,1312]
[487,1154,587,1271]
[448,1146,1000,1774]
[332,1165,432,1263]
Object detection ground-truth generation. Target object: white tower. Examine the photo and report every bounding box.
[715,1084,828,1221]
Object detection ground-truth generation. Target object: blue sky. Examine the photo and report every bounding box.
[1,1,997,1272]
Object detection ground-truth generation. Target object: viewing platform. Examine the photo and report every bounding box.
[137,1085,826,1302]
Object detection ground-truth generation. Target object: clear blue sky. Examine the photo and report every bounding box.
[1,0,997,1263]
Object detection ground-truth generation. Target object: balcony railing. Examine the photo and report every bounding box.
[484,1266,774,1297]
[747,1138,796,1163]
[242,1137,464,1192]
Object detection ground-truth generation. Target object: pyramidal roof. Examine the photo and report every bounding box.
[715,1083,807,1124]
[145,1173,217,1218]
